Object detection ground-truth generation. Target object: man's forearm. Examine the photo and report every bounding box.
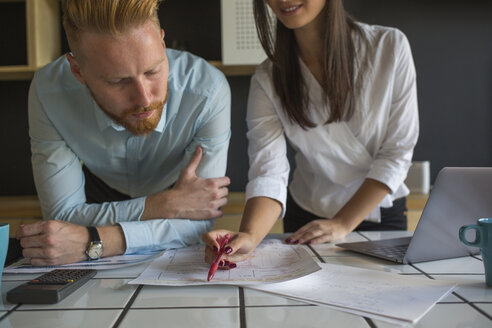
[141,146,230,221]
[142,190,175,220]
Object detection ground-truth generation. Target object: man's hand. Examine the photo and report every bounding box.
[16,220,90,266]
[143,146,230,220]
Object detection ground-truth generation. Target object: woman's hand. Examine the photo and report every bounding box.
[285,218,351,245]
[202,229,260,269]
[285,179,391,245]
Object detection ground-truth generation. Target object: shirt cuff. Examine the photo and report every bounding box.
[119,219,215,254]
[119,221,156,254]
[245,177,287,219]
[366,159,411,194]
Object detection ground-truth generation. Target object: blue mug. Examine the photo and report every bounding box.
[459,218,492,287]
[0,223,9,289]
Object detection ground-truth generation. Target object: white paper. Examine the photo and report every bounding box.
[246,263,455,325]
[3,251,162,273]
[129,240,321,286]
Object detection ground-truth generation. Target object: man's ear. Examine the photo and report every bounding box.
[66,52,86,85]
[161,28,166,48]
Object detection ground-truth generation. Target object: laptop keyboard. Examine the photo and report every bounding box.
[361,244,409,258]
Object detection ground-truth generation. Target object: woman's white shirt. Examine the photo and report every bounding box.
[245,23,419,223]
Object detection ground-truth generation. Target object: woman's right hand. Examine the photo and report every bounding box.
[202,229,260,269]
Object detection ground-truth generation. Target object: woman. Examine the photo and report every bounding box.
[204,0,419,265]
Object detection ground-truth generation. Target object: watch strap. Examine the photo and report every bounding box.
[87,226,101,243]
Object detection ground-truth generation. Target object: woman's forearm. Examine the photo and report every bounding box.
[333,178,391,231]
[239,196,282,246]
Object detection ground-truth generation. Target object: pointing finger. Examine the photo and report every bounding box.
[202,229,231,248]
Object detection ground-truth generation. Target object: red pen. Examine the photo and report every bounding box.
[207,233,231,282]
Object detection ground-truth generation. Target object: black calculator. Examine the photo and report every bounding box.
[7,269,97,304]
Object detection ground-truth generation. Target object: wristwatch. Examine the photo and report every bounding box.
[86,226,104,260]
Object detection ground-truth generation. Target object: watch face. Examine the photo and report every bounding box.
[88,242,103,259]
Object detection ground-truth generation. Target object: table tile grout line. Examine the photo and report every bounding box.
[7,308,127,312]
[306,244,325,263]
[127,304,313,310]
[241,304,313,309]
[239,287,247,328]
[112,284,143,328]
[409,263,434,279]
[130,306,240,310]
[356,231,371,241]
[471,255,483,262]
[420,273,485,276]
[363,317,378,328]
[451,293,492,321]
[413,254,485,277]
[0,304,21,322]
[412,263,492,322]
[399,273,428,276]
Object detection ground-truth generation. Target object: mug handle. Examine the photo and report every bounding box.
[459,225,484,247]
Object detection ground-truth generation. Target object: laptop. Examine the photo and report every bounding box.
[336,167,492,264]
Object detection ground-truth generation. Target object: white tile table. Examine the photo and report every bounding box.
[1,232,491,328]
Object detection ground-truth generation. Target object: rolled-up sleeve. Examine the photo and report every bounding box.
[367,33,419,193]
[245,71,290,218]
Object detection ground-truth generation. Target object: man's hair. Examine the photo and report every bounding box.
[62,0,162,51]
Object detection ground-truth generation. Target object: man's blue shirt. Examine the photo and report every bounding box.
[28,49,231,253]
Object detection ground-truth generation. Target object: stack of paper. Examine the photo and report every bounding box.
[245,262,455,325]
[128,240,455,325]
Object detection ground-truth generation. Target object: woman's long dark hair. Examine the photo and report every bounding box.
[253,0,362,129]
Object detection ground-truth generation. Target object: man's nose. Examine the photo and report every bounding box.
[132,80,152,108]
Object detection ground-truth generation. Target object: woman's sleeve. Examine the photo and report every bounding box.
[245,71,290,218]
[367,32,420,193]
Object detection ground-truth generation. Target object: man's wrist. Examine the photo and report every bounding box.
[142,190,175,220]
[79,224,91,261]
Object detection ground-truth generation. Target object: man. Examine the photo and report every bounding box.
[16,0,231,265]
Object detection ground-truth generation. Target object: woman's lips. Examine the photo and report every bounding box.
[280,4,302,16]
